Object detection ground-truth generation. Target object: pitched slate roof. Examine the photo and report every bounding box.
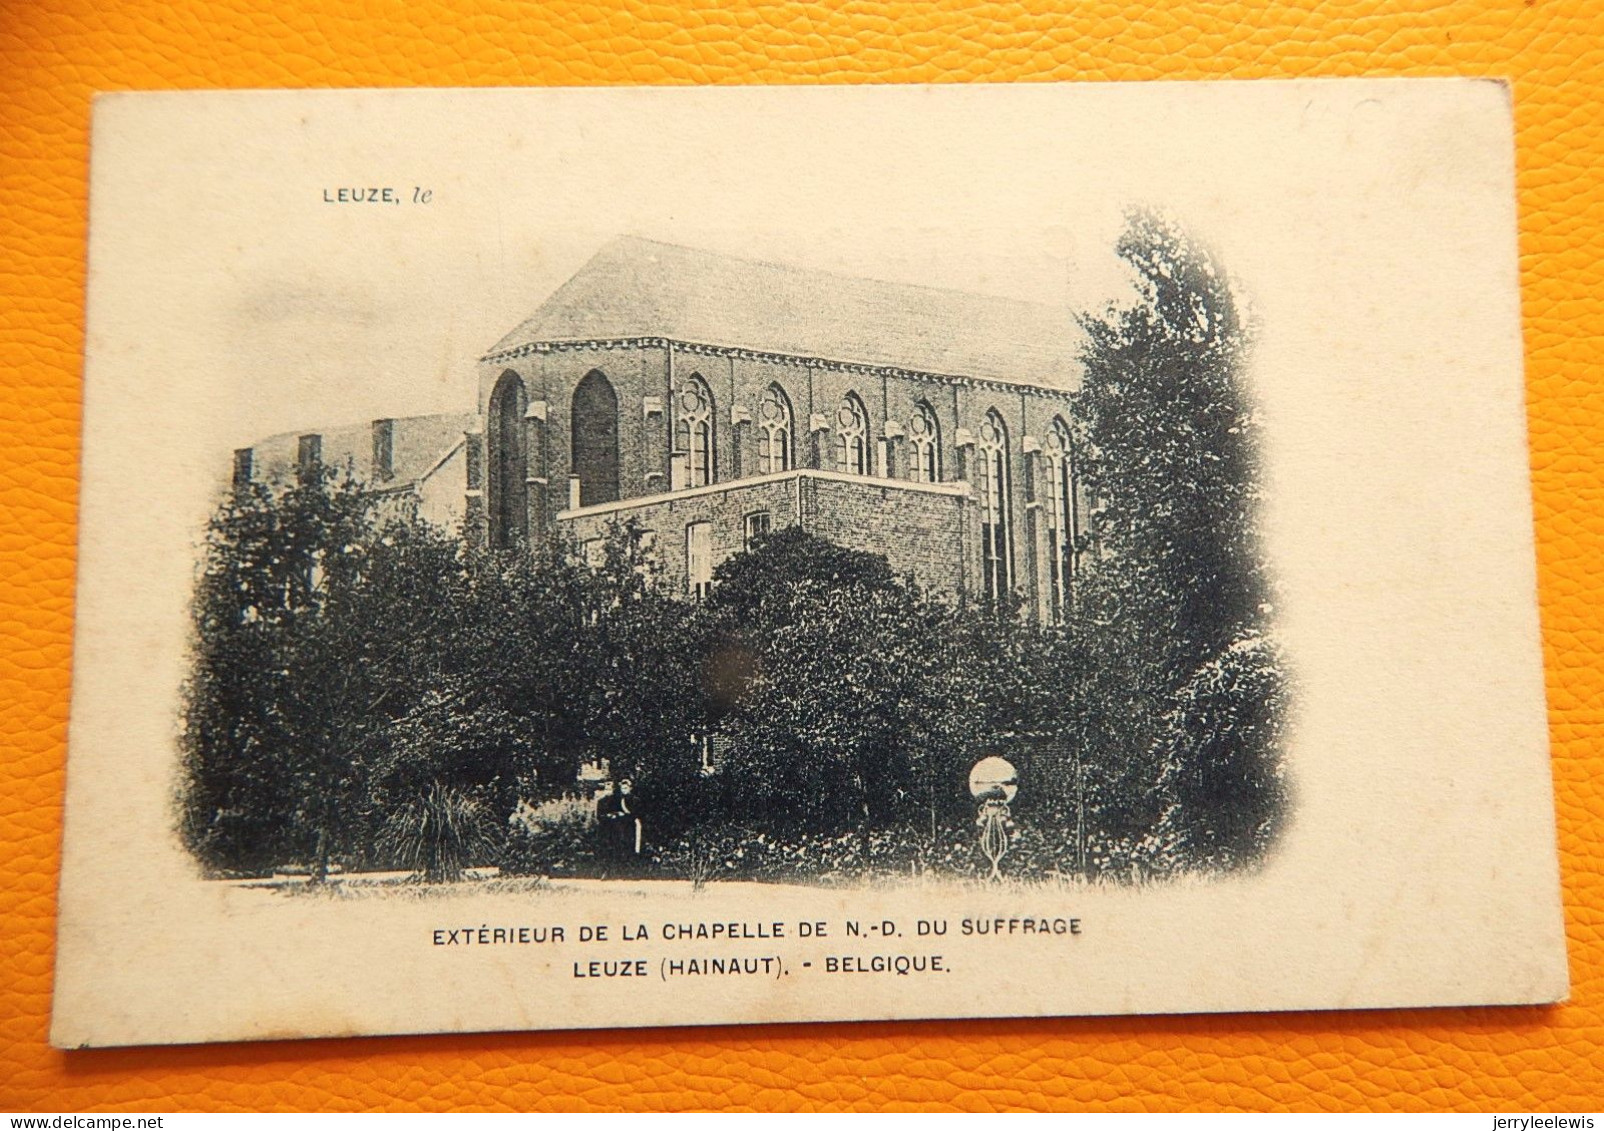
[485,237,1083,391]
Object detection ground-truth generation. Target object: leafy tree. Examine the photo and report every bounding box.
[570,519,702,802]
[180,467,370,874]
[1075,208,1265,670]
[694,529,996,846]
[180,467,463,880]
[405,544,594,816]
[1144,630,1290,870]
[1072,208,1287,872]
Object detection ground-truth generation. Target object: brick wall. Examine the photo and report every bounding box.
[559,475,803,601]
[799,474,971,598]
[557,470,973,603]
[476,338,1080,618]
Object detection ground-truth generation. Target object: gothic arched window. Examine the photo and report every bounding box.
[908,400,941,484]
[758,384,793,475]
[977,409,1014,605]
[1044,415,1079,621]
[488,370,528,549]
[835,392,869,476]
[675,374,715,488]
[571,369,620,507]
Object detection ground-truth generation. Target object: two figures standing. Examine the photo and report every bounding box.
[595,778,643,877]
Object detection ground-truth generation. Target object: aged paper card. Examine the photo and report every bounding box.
[53,80,1567,1047]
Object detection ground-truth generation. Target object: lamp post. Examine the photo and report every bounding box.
[968,755,1018,883]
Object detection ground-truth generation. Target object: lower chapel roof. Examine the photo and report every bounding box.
[484,237,1085,392]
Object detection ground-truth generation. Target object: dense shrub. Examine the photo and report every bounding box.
[500,795,601,878]
[375,781,502,883]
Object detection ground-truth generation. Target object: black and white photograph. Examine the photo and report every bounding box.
[53,81,1566,1047]
[187,220,1284,893]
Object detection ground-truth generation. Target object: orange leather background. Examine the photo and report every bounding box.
[3,0,1601,1112]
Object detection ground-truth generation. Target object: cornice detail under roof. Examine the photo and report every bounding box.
[479,336,1076,401]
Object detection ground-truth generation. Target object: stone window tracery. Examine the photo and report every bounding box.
[675,374,715,488]
[835,392,869,476]
[758,385,793,475]
[1044,416,1079,622]
[977,409,1014,605]
[908,400,941,484]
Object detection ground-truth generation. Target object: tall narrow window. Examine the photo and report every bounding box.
[296,433,322,481]
[758,384,793,474]
[686,521,713,601]
[908,400,941,484]
[371,419,394,482]
[977,409,1014,605]
[1044,416,1079,622]
[835,392,869,476]
[488,370,528,549]
[693,733,715,775]
[744,510,771,550]
[571,369,620,506]
[675,375,715,488]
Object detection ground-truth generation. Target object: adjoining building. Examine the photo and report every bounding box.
[234,413,475,533]
[237,236,1091,622]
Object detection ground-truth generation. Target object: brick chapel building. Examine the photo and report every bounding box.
[238,237,1090,623]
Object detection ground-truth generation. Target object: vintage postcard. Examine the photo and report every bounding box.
[52,80,1567,1048]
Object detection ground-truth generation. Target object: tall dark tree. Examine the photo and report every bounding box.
[1072,209,1287,872]
[180,468,463,879]
[570,519,703,818]
[1075,209,1264,665]
[692,529,1006,844]
[419,543,597,811]
[180,468,368,875]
